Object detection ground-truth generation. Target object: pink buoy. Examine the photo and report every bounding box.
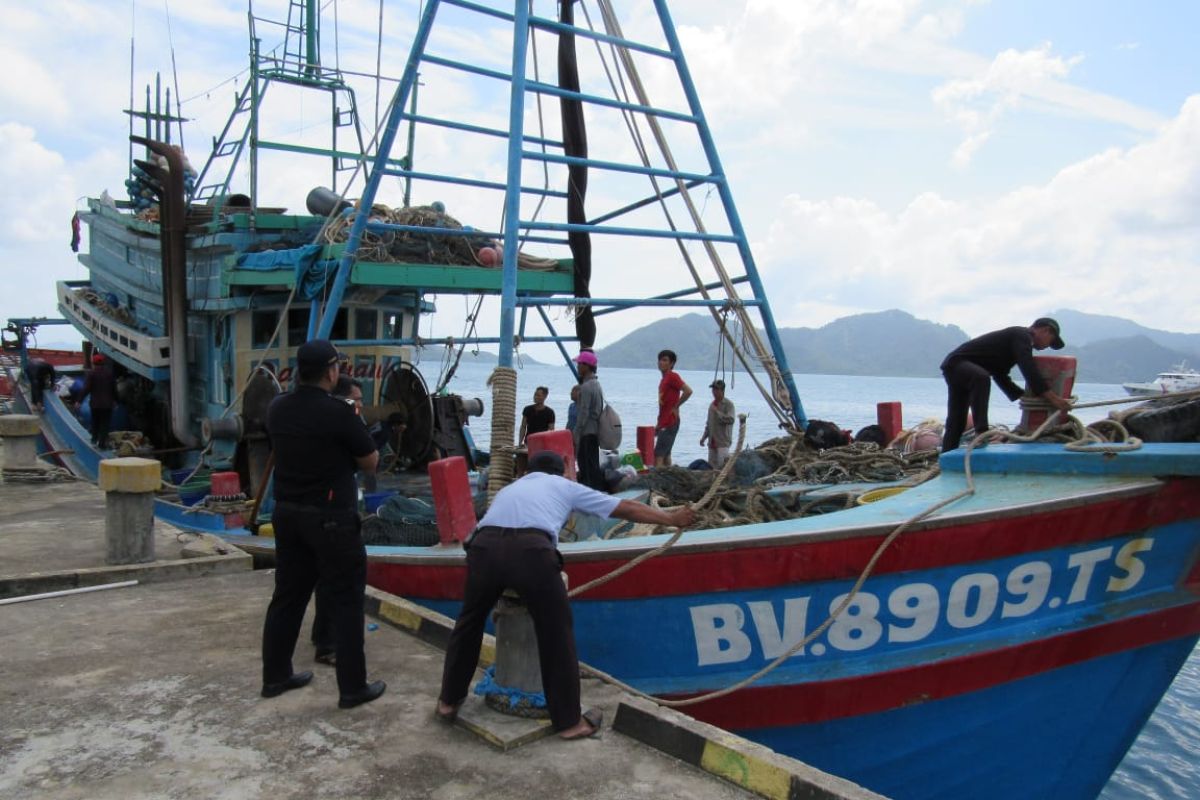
[477,246,500,267]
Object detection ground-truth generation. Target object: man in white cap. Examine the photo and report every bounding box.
[571,351,605,491]
[699,379,735,468]
[939,318,1072,450]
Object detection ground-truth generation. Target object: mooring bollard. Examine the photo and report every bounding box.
[0,414,44,473]
[98,457,161,565]
[486,571,570,718]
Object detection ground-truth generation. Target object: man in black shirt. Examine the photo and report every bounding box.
[23,358,57,411]
[940,318,1073,451]
[518,385,555,444]
[261,339,386,708]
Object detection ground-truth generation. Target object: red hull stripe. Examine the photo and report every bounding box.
[667,601,1200,729]
[370,479,1200,601]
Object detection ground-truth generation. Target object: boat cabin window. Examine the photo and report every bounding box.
[330,309,348,341]
[287,309,310,346]
[354,309,378,341]
[287,307,347,346]
[252,310,280,349]
[383,312,404,342]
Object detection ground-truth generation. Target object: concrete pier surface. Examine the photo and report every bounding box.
[1,569,760,800]
[0,473,882,800]
[0,481,250,599]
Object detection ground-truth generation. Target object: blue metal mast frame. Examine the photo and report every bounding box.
[308,0,807,430]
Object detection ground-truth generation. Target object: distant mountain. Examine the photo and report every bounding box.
[1049,309,1200,357]
[596,309,1197,383]
[597,310,967,377]
[1070,336,1194,384]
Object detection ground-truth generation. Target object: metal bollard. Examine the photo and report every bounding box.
[487,572,570,718]
[98,457,161,565]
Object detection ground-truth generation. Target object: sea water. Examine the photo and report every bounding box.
[436,358,1198,799]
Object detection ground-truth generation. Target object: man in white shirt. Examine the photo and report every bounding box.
[435,451,695,739]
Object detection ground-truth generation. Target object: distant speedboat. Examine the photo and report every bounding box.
[1123,363,1200,396]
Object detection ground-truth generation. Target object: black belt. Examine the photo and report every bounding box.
[276,500,356,515]
[467,525,554,548]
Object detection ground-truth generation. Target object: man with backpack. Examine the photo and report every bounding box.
[572,351,606,491]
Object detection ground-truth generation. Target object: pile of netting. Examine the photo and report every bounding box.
[321,202,560,269]
[618,437,940,534]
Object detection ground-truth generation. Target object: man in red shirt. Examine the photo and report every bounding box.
[654,349,692,467]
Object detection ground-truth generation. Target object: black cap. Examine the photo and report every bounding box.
[528,450,566,476]
[296,339,342,368]
[1032,318,1065,350]
[710,379,725,389]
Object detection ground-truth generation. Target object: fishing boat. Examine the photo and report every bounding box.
[1123,363,1200,397]
[5,3,1200,799]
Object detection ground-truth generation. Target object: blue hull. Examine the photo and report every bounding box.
[749,636,1197,800]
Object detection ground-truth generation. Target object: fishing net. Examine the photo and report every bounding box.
[620,435,940,534]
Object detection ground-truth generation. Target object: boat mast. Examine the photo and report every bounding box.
[308,0,808,430]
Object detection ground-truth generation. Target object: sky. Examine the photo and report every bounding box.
[1,0,1198,355]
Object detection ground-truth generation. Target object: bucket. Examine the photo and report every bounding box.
[856,486,908,505]
[364,490,398,514]
[210,471,241,496]
[526,429,576,481]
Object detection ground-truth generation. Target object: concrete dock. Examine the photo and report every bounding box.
[0,478,883,800]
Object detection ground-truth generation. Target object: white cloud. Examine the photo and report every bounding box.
[758,95,1200,335]
[933,43,1083,167]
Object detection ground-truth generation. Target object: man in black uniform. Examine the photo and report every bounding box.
[261,339,386,708]
[940,317,1073,451]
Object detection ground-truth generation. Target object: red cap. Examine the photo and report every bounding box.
[91,354,105,365]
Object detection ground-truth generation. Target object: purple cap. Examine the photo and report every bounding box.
[574,351,598,367]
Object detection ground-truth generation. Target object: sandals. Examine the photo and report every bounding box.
[560,708,603,740]
[435,702,460,724]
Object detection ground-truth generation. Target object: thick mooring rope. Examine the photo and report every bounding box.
[486,367,518,501]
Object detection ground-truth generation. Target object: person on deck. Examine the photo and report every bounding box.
[261,339,386,709]
[699,379,735,468]
[78,354,116,448]
[518,386,555,444]
[565,384,581,434]
[435,450,696,739]
[572,352,605,491]
[654,349,692,467]
[940,318,1073,451]
[23,358,57,412]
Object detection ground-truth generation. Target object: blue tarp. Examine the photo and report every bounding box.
[235,244,337,300]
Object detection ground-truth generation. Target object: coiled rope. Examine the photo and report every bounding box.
[486,367,518,501]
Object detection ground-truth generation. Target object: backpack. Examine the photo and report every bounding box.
[597,403,622,450]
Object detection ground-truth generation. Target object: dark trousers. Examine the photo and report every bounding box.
[310,586,334,654]
[942,360,992,450]
[262,502,367,695]
[576,433,604,492]
[439,528,581,731]
[91,407,113,447]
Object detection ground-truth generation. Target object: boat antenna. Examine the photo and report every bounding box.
[162,0,185,151]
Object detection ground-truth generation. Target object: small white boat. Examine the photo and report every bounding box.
[1123,363,1200,396]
